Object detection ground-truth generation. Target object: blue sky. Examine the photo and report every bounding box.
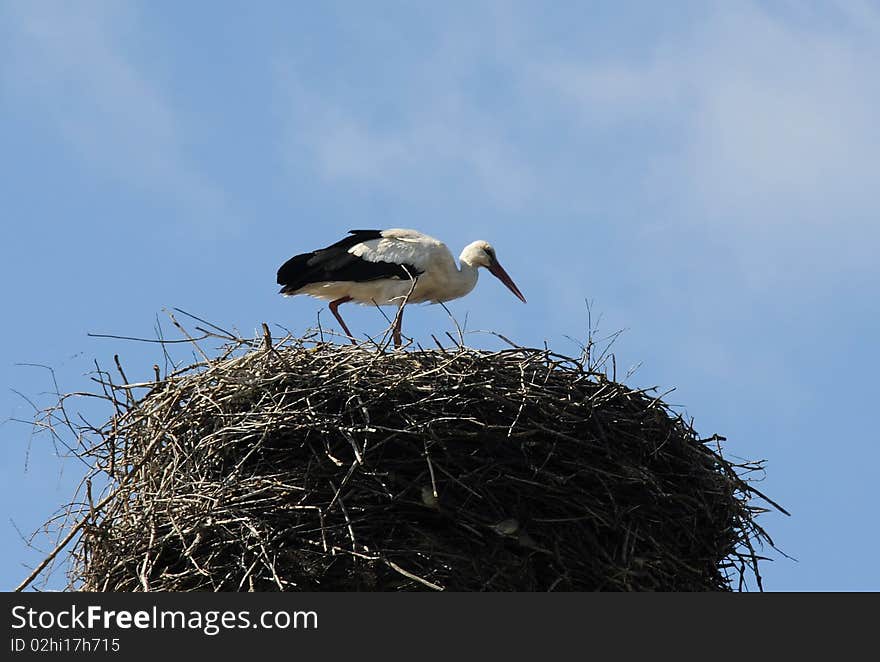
[2,0,878,591]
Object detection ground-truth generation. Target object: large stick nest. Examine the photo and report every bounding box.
[35,331,780,592]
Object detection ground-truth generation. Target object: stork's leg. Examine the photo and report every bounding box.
[329,296,356,344]
[392,304,404,348]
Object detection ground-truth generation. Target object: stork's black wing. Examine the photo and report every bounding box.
[277,230,422,294]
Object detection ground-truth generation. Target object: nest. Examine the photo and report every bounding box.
[22,329,781,592]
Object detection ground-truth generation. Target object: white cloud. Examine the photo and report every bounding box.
[274,25,537,212]
[685,7,879,218]
[1,1,229,229]
[536,3,880,223]
[288,102,535,210]
[534,61,680,123]
[529,1,880,285]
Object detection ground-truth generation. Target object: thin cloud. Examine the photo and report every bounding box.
[533,3,880,222]
[274,32,537,212]
[1,1,229,230]
[282,93,536,210]
[529,1,880,281]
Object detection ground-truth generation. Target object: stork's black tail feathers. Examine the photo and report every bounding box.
[277,253,316,294]
[277,229,420,295]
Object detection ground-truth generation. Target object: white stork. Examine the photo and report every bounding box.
[277,229,526,347]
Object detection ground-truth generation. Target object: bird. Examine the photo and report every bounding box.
[277,228,526,347]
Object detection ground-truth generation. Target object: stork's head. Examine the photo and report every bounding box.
[461,241,527,303]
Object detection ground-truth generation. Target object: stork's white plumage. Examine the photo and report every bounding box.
[277,229,526,347]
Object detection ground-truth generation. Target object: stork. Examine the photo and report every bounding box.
[277,229,526,347]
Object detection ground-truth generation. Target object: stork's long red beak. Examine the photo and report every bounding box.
[488,261,527,303]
